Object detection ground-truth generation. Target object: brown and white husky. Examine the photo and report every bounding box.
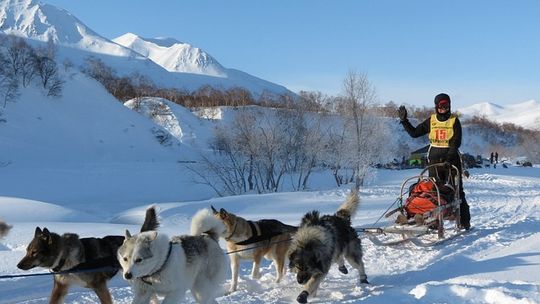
[211,206,297,293]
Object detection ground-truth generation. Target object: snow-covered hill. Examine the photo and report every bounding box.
[124,97,216,148]
[458,100,540,130]
[0,71,197,163]
[0,0,292,97]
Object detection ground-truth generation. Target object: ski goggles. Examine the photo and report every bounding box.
[436,100,450,110]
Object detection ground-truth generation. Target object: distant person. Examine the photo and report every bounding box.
[495,152,499,163]
[490,152,494,167]
[398,93,471,230]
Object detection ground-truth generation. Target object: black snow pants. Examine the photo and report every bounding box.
[427,146,471,228]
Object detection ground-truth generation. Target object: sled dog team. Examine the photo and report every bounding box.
[13,191,368,304]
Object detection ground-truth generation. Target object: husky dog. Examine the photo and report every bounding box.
[17,227,124,304]
[118,208,227,304]
[288,190,368,303]
[0,220,11,238]
[211,206,297,293]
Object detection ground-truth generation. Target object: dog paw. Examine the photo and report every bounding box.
[338,265,348,274]
[360,278,370,284]
[297,290,309,303]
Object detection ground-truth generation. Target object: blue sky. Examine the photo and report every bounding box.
[43,0,540,108]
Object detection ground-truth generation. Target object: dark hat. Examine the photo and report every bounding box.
[434,93,451,106]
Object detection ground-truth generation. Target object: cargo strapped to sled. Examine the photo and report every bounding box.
[404,180,454,217]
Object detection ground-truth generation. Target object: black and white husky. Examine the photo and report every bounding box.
[118,208,228,304]
[288,190,369,303]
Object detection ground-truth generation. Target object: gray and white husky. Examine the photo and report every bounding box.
[288,190,369,303]
[118,208,228,304]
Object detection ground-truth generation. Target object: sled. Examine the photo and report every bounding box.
[360,163,465,247]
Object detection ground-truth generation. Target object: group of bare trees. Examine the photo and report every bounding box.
[0,35,63,107]
[190,71,391,196]
[191,106,322,196]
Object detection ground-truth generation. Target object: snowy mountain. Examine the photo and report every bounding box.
[114,33,228,77]
[0,0,292,97]
[458,100,540,130]
[0,0,143,57]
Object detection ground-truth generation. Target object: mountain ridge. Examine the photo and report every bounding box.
[113,33,228,77]
[458,100,540,130]
[0,0,292,97]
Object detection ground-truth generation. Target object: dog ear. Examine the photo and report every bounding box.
[34,227,42,237]
[125,230,132,239]
[211,205,218,215]
[41,228,54,244]
[42,228,51,240]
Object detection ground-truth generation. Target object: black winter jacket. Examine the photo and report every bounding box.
[401,113,462,165]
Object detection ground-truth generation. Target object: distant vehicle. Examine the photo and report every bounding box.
[462,153,481,169]
[522,161,533,167]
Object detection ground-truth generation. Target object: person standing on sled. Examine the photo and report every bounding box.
[397,93,471,230]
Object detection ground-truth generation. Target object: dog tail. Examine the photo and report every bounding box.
[140,206,160,232]
[335,189,360,221]
[191,208,226,242]
[0,220,11,238]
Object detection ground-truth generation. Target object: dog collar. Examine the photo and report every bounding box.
[140,242,173,285]
[52,257,67,272]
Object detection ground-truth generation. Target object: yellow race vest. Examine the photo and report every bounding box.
[428,114,456,148]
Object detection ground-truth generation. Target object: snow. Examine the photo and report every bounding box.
[123,97,216,148]
[0,46,538,303]
[1,165,540,303]
[0,73,192,163]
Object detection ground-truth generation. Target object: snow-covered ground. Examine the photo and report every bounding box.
[1,165,539,303]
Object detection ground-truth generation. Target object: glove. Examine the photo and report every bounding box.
[398,106,408,122]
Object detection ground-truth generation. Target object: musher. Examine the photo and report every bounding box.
[397,93,471,230]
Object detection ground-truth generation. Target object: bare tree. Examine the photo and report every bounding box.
[340,70,389,189]
[32,53,63,97]
[82,56,117,87]
[0,53,19,107]
[298,90,328,112]
[3,36,36,88]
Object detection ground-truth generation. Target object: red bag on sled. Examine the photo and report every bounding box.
[404,180,451,217]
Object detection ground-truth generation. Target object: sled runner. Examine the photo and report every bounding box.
[360,163,466,246]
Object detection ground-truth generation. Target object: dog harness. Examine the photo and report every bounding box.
[140,242,173,285]
[235,220,296,246]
